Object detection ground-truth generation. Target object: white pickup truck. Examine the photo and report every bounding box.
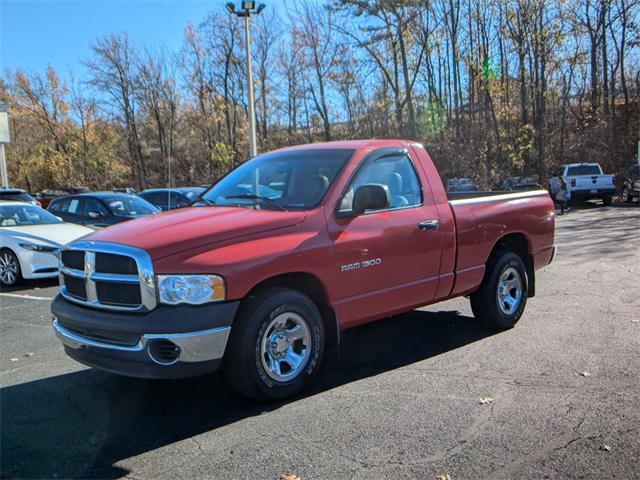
[549,163,615,205]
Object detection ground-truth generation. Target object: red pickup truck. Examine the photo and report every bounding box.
[52,140,555,401]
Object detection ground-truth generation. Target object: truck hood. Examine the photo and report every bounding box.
[85,206,306,260]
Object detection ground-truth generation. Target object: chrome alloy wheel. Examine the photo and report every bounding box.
[496,267,523,315]
[260,312,312,382]
[0,252,19,286]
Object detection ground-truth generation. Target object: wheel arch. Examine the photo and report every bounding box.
[242,272,340,357]
[489,232,535,297]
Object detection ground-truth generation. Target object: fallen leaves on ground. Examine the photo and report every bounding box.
[24,352,34,357]
[437,474,452,480]
[479,397,494,405]
[579,371,591,377]
[9,358,18,362]
[600,444,612,452]
[280,475,301,480]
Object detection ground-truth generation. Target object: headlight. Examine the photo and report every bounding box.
[19,243,58,253]
[157,274,226,305]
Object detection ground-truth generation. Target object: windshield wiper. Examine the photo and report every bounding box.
[191,197,217,207]
[223,194,288,211]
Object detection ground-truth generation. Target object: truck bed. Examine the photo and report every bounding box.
[446,189,555,297]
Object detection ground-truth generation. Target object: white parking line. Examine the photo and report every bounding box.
[0,292,53,301]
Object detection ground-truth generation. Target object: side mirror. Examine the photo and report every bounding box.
[88,211,102,219]
[352,184,390,215]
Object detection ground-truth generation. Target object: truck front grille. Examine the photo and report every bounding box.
[61,250,84,270]
[96,281,142,306]
[62,274,87,300]
[95,253,138,275]
[58,241,156,312]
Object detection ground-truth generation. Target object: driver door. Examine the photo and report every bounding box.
[326,147,443,329]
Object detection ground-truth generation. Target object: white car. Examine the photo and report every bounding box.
[0,201,94,286]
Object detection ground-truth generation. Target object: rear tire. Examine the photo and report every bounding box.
[224,287,325,402]
[471,251,528,330]
[0,249,22,288]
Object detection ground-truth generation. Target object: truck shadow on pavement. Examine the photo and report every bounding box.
[1,309,495,479]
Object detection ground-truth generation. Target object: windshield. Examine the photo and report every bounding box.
[104,196,159,216]
[200,149,354,210]
[566,165,602,176]
[0,204,62,227]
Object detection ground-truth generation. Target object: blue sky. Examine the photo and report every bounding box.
[0,0,245,77]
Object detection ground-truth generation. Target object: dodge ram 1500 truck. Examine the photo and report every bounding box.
[52,140,556,401]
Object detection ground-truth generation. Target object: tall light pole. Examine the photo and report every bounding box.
[0,102,10,188]
[226,1,265,159]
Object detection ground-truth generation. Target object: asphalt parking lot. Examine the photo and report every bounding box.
[1,203,639,480]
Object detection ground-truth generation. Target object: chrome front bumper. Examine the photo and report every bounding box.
[53,318,230,365]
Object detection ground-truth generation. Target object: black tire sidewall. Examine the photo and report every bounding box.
[471,251,528,329]
[492,257,528,327]
[253,299,323,391]
[229,289,325,401]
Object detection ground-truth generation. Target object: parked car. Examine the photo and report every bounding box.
[139,187,206,211]
[112,187,138,195]
[621,164,640,203]
[0,202,93,286]
[48,192,159,227]
[0,188,39,206]
[35,188,90,209]
[514,177,541,190]
[499,177,520,190]
[500,177,541,191]
[549,163,615,205]
[35,190,67,209]
[446,177,479,192]
[52,139,555,401]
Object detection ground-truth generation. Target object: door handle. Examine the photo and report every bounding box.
[418,219,440,230]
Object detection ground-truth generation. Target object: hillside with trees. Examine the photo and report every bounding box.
[1,0,638,192]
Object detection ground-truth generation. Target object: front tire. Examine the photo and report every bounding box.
[0,249,22,287]
[471,251,528,329]
[224,287,325,402]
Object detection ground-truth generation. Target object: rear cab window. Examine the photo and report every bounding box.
[566,165,603,176]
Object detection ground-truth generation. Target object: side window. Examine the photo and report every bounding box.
[141,193,158,206]
[339,153,423,213]
[169,193,187,208]
[67,199,80,214]
[55,198,72,213]
[82,198,109,216]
